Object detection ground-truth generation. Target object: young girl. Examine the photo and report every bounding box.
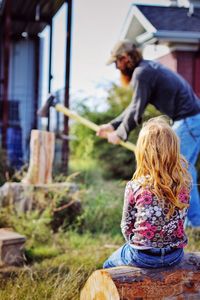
[103,116,191,269]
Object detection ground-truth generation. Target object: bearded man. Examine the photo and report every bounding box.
[97,40,200,228]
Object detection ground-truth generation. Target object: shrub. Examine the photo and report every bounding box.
[70,84,161,179]
[75,180,124,235]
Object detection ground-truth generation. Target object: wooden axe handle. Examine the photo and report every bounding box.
[55,104,136,152]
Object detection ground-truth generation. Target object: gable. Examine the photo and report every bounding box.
[121,4,200,46]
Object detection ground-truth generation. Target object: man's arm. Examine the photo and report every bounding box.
[115,78,150,141]
[110,104,133,130]
[97,73,151,143]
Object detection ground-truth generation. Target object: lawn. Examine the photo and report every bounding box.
[0,163,199,300]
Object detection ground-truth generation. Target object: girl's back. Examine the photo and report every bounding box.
[103,116,191,269]
[121,177,190,250]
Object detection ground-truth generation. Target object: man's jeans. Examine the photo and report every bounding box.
[172,113,200,227]
[103,243,184,269]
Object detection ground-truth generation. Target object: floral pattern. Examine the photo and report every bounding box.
[121,178,190,249]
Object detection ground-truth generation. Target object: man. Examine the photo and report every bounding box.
[97,40,200,228]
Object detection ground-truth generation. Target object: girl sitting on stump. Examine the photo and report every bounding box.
[103,116,191,269]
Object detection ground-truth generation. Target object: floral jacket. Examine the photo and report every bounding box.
[121,178,190,249]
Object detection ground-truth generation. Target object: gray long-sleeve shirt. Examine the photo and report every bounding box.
[111,60,200,141]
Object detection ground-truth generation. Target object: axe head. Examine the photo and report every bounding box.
[37,94,58,117]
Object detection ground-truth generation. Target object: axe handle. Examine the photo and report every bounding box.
[55,104,136,152]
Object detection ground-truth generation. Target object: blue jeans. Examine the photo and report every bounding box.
[172,114,200,227]
[103,243,184,269]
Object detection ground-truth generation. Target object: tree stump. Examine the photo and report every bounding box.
[22,130,55,184]
[80,252,200,300]
[0,229,26,266]
[0,182,78,212]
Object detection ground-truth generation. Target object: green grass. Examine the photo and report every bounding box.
[0,172,200,300]
[0,230,199,300]
[0,232,122,300]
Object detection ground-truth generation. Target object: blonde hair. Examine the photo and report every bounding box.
[133,116,191,216]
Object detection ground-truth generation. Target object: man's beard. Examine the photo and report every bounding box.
[121,65,134,80]
[120,66,134,86]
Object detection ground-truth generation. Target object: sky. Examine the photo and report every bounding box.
[41,0,188,103]
[70,0,133,93]
[42,0,134,98]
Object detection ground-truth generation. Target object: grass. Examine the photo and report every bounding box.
[0,232,122,300]
[0,164,200,299]
[0,229,199,300]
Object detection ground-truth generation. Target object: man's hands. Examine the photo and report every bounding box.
[107,131,121,144]
[96,123,114,138]
[96,123,121,144]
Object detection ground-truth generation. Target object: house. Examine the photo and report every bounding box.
[0,0,71,169]
[120,0,200,97]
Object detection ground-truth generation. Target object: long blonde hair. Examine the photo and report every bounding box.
[133,116,191,216]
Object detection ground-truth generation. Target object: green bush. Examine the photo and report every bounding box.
[70,84,161,179]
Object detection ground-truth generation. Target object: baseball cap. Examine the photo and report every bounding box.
[106,40,136,65]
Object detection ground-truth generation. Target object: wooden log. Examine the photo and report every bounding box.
[80,252,200,300]
[22,130,55,184]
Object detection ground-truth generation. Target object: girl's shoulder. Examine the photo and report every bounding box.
[126,176,151,194]
[125,177,154,205]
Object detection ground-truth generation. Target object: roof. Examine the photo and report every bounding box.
[121,4,200,46]
[136,4,200,33]
[0,0,65,36]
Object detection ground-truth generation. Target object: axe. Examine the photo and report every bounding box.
[38,94,136,152]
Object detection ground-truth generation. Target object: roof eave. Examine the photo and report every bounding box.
[137,30,200,45]
[154,31,200,43]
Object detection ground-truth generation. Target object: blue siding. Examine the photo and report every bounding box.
[8,39,42,162]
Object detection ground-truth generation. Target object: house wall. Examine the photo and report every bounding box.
[194,51,200,97]
[157,50,200,98]
[176,51,195,87]
[157,52,177,73]
[8,38,42,162]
